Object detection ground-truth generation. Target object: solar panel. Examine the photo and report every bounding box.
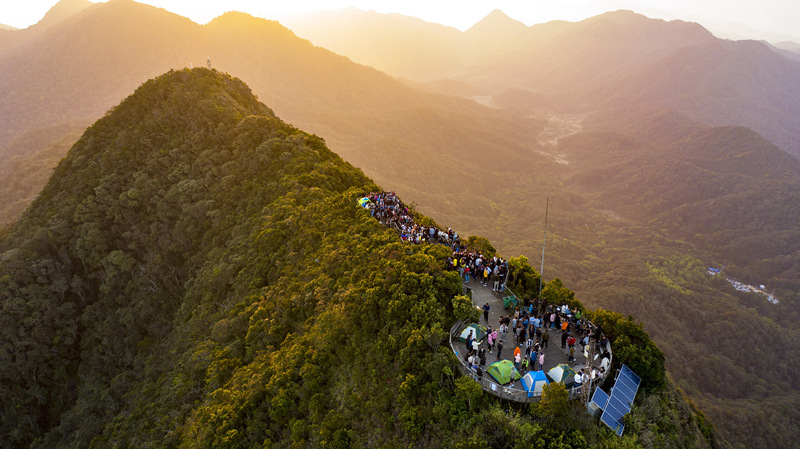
[587,387,610,418]
[591,387,609,409]
[600,365,641,437]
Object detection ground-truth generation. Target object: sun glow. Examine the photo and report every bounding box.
[1,0,799,40]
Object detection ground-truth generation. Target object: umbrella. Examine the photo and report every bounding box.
[486,360,522,385]
[520,370,550,397]
[546,364,577,388]
[458,323,488,343]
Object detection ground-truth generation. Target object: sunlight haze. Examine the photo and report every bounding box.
[2,0,799,41]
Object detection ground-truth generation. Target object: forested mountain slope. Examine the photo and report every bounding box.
[0,68,715,449]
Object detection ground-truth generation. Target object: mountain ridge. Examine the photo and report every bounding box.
[0,0,543,228]
[0,67,716,449]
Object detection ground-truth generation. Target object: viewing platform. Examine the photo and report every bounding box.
[449,280,612,403]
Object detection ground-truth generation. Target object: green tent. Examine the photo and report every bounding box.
[458,323,487,343]
[486,360,522,385]
[546,364,577,388]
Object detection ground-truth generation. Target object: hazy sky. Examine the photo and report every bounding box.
[3,0,799,40]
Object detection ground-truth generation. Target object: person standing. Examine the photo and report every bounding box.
[496,341,504,360]
[487,330,494,353]
[538,352,545,371]
[542,329,550,349]
[483,303,490,323]
[472,337,480,356]
[466,331,473,354]
[520,356,529,373]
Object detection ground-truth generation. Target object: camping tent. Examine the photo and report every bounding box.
[520,370,550,397]
[458,323,487,343]
[546,364,577,388]
[486,360,521,385]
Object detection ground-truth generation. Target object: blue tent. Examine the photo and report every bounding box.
[520,370,550,397]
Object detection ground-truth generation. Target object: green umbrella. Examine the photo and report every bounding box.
[487,360,522,385]
[458,323,488,343]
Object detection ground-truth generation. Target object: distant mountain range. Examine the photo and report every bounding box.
[286,8,800,160]
[0,0,91,56]
[2,2,800,447]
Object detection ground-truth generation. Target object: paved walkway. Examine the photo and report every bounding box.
[462,278,592,377]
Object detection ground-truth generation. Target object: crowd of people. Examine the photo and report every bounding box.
[362,191,510,292]
[361,191,612,389]
[363,191,461,246]
[449,251,508,292]
[462,304,611,386]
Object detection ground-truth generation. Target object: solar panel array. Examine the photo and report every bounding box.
[600,365,641,436]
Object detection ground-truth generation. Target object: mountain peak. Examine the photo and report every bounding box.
[206,11,296,38]
[593,9,646,22]
[33,0,93,30]
[466,8,527,35]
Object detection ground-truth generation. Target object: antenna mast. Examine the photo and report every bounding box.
[539,196,549,297]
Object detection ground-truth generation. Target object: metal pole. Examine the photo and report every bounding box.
[539,196,549,297]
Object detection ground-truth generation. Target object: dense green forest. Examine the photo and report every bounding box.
[0,68,716,448]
